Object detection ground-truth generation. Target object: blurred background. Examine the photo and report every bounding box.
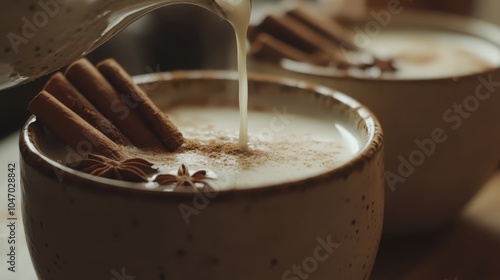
[1,0,500,139]
[2,1,500,279]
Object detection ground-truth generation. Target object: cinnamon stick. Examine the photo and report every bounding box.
[252,15,315,54]
[252,15,349,65]
[64,58,165,150]
[247,4,402,72]
[287,7,396,72]
[97,58,184,151]
[250,33,329,65]
[44,72,130,146]
[28,91,125,160]
[286,7,357,51]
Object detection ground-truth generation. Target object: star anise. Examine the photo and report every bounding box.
[155,164,214,192]
[68,154,157,182]
[373,58,397,72]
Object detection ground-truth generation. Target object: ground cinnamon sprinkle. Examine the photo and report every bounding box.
[178,138,272,169]
[125,135,273,170]
[125,134,342,173]
[179,139,257,158]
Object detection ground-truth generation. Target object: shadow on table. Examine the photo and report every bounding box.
[372,212,500,279]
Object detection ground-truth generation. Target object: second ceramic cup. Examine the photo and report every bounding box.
[249,9,500,235]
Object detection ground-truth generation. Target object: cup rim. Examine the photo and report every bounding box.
[20,70,383,198]
[259,8,500,83]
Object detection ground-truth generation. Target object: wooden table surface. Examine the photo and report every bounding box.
[1,131,499,280]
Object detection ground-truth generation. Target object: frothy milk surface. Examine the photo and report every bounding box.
[365,29,500,79]
[42,105,359,191]
[136,105,359,190]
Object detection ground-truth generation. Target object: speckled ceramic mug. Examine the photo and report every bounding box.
[249,9,500,235]
[20,71,384,280]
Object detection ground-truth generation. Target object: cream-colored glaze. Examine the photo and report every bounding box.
[20,73,385,280]
[0,0,233,89]
[248,10,500,234]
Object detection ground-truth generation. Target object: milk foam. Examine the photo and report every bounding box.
[40,104,359,191]
[365,29,500,79]
[279,28,500,80]
[140,105,359,190]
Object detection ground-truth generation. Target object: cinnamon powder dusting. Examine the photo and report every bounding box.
[125,133,343,173]
[126,136,271,170]
[179,139,257,158]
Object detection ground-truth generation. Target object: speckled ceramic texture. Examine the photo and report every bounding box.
[0,0,224,89]
[249,10,500,235]
[20,71,384,280]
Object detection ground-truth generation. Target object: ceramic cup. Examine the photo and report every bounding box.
[20,71,384,280]
[248,9,500,235]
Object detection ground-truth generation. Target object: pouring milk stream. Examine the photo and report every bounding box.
[0,0,251,146]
